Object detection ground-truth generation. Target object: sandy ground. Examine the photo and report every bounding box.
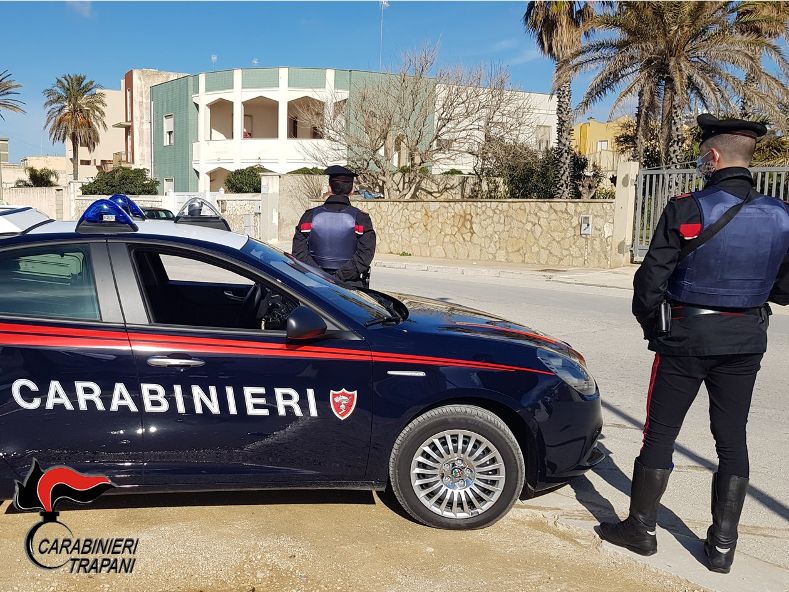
[0,491,708,592]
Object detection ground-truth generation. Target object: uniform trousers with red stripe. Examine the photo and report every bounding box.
[638,353,762,478]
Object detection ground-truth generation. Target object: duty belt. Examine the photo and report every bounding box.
[670,304,763,318]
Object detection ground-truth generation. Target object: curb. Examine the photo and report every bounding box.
[372,260,547,280]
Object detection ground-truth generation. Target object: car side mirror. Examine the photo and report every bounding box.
[286,305,327,341]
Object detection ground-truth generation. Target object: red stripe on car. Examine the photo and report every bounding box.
[0,323,553,375]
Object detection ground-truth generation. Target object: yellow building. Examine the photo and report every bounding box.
[572,116,629,155]
[572,116,631,181]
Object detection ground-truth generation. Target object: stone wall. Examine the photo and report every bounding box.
[278,176,313,242]
[307,198,617,268]
[216,194,265,237]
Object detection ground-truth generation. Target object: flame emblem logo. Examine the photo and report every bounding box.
[13,459,115,569]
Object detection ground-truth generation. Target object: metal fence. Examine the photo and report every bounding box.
[632,167,789,261]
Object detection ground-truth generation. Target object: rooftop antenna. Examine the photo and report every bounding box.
[252,57,260,66]
[379,0,389,71]
[210,54,218,71]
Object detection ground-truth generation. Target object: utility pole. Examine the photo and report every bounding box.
[379,0,389,71]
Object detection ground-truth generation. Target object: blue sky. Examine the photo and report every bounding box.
[1,1,604,162]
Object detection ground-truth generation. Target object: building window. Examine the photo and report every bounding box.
[597,139,609,151]
[289,117,298,139]
[163,114,174,146]
[126,88,132,121]
[79,159,91,166]
[536,125,552,151]
[164,178,175,194]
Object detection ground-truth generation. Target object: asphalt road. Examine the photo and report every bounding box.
[371,266,789,592]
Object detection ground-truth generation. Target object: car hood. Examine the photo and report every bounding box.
[392,292,576,356]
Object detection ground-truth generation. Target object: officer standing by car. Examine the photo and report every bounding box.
[598,114,789,573]
[292,165,376,288]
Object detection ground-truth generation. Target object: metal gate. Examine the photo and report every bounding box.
[633,166,789,261]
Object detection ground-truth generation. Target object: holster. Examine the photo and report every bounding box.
[656,300,671,335]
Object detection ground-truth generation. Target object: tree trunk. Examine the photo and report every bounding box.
[659,81,673,168]
[554,81,572,199]
[71,134,79,181]
[666,97,684,168]
[633,90,645,165]
[740,69,757,118]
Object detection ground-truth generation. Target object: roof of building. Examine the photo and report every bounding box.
[148,66,553,98]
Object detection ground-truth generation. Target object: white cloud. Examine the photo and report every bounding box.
[66,1,93,18]
[509,48,542,65]
[491,39,519,53]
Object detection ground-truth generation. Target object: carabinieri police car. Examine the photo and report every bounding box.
[0,195,603,529]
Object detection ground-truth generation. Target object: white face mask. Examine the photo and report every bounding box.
[696,150,716,178]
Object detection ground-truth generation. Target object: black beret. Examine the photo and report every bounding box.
[697,113,767,142]
[324,165,358,178]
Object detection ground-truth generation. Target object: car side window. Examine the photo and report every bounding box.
[131,248,297,332]
[159,254,253,285]
[0,244,101,321]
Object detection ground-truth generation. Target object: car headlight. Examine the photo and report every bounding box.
[537,348,597,397]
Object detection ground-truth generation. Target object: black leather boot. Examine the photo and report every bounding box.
[598,459,672,556]
[705,473,749,574]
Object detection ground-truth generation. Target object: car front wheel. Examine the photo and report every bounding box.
[389,404,525,529]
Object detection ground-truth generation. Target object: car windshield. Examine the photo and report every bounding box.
[241,238,392,322]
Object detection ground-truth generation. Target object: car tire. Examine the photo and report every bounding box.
[389,404,525,530]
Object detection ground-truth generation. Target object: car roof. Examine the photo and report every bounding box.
[25,218,249,249]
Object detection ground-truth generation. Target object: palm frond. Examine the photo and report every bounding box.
[0,70,26,119]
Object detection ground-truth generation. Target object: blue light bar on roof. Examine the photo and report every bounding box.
[109,193,146,220]
[77,199,139,233]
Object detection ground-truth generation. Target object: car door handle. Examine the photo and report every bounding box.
[223,290,246,302]
[146,356,206,368]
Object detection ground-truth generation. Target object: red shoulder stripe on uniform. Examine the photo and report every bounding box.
[671,192,692,200]
[354,224,364,235]
[300,222,312,232]
[679,223,701,239]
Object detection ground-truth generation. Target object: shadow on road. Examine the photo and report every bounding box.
[4,489,376,514]
[568,440,707,565]
[602,400,789,523]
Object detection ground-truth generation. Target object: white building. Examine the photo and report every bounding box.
[150,67,558,193]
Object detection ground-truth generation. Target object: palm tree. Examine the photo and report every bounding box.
[524,1,594,198]
[735,1,789,117]
[43,74,107,181]
[0,70,25,119]
[560,1,789,168]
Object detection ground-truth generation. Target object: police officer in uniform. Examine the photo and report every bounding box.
[598,114,789,573]
[292,165,376,288]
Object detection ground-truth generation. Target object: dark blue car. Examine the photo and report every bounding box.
[0,198,603,529]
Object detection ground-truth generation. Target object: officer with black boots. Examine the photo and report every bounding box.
[598,114,789,573]
[292,165,376,288]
